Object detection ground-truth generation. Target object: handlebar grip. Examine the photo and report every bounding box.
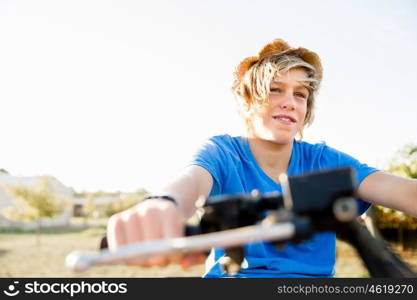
[185,225,201,236]
[99,235,108,250]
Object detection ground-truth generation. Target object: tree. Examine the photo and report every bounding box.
[2,177,64,246]
[82,193,96,226]
[0,168,9,174]
[388,144,417,179]
[102,196,143,217]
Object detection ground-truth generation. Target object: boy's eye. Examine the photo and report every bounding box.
[270,88,281,93]
[295,92,307,99]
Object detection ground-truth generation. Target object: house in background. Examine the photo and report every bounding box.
[73,195,119,218]
[0,171,74,229]
[72,191,145,219]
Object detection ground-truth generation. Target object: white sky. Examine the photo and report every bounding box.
[0,0,416,193]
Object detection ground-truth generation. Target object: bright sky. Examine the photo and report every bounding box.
[1,0,416,193]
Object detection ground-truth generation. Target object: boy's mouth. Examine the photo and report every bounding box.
[272,114,296,123]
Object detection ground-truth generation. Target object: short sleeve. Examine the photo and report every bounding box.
[187,137,226,196]
[320,145,380,215]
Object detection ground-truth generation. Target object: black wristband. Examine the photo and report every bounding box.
[144,195,177,205]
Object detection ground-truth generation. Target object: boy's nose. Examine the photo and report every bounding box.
[280,93,296,111]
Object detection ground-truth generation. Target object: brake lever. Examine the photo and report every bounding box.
[66,221,303,273]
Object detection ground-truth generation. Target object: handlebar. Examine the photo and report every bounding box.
[65,167,416,277]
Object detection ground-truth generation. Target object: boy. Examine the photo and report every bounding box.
[107,39,417,277]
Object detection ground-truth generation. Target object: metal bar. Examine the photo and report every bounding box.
[66,222,295,273]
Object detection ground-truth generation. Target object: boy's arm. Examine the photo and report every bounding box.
[157,165,214,218]
[358,171,417,217]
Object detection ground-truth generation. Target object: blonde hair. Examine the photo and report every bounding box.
[232,39,323,139]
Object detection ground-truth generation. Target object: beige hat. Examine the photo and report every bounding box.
[234,39,323,85]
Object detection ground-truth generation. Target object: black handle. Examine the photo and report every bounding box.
[338,221,416,277]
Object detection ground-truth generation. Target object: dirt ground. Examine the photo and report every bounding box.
[0,225,416,278]
[0,227,204,278]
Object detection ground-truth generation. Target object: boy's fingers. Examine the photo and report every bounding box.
[180,253,207,270]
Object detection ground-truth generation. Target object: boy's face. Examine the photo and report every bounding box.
[249,68,309,144]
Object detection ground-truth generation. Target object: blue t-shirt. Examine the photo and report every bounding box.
[189,134,379,278]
